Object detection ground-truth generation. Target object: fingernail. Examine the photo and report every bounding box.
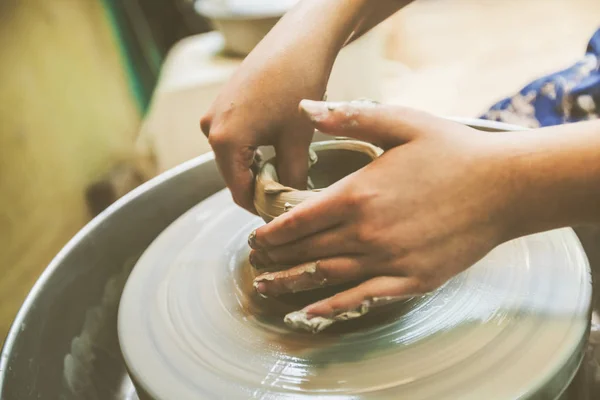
[253,281,269,298]
[248,230,260,249]
[299,99,329,123]
[300,99,381,126]
[249,250,273,269]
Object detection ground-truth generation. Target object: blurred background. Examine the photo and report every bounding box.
[0,0,598,342]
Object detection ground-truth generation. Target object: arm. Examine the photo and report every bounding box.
[503,120,600,237]
[201,0,414,211]
[254,0,411,55]
[242,0,374,82]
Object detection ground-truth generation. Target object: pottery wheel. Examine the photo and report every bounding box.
[118,189,592,400]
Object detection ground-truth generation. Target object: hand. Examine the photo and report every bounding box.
[200,0,374,212]
[200,56,324,212]
[248,100,523,330]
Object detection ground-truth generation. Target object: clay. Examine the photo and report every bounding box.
[284,311,336,333]
[302,99,380,126]
[253,139,382,222]
[252,139,384,331]
[283,296,414,334]
[284,301,371,334]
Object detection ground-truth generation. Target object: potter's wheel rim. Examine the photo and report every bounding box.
[0,151,218,397]
[511,227,592,400]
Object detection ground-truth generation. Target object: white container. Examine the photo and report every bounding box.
[195,0,299,56]
[139,28,385,172]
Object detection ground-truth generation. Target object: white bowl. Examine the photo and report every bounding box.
[195,0,297,56]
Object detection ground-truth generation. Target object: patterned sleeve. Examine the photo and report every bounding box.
[480,28,600,128]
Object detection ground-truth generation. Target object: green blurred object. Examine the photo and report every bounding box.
[101,0,212,113]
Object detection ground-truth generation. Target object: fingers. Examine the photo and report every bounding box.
[274,130,313,190]
[200,113,212,138]
[253,257,367,297]
[249,225,357,269]
[283,276,421,334]
[211,144,258,212]
[201,114,262,213]
[303,276,420,317]
[202,113,314,214]
[249,188,349,248]
[201,116,256,212]
[298,99,445,149]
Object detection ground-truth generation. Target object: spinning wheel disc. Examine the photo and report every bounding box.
[118,189,591,400]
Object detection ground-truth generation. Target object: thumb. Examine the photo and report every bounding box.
[298,99,438,149]
[275,139,310,190]
[274,122,315,190]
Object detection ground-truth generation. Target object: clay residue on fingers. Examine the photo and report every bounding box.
[259,148,319,195]
[253,261,328,296]
[284,300,372,334]
[283,295,410,334]
[351,98,380,106]
[247,230,259,249]
[324,99,379,113]
[300,98,380,129]
[284,311,335,334]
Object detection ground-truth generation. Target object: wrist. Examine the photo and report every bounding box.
[238,0,372,103]
[493,122,600,241]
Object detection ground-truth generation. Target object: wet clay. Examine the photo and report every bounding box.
[253,139,382,222]
[118,187,592,400]
[252,139,383,332]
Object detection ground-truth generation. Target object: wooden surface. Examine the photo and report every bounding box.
[0,1,140,342]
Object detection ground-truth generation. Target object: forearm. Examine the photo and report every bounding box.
[242,0,371,73]
[267,0,412,50]
[503,120,600,238]
[234,1,410,99]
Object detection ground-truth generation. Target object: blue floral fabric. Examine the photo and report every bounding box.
[480,28,600,128]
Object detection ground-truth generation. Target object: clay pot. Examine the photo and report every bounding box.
[252,139,384,329]
[254,139,382,222]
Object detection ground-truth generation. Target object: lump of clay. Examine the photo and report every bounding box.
[253,139,382,332]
